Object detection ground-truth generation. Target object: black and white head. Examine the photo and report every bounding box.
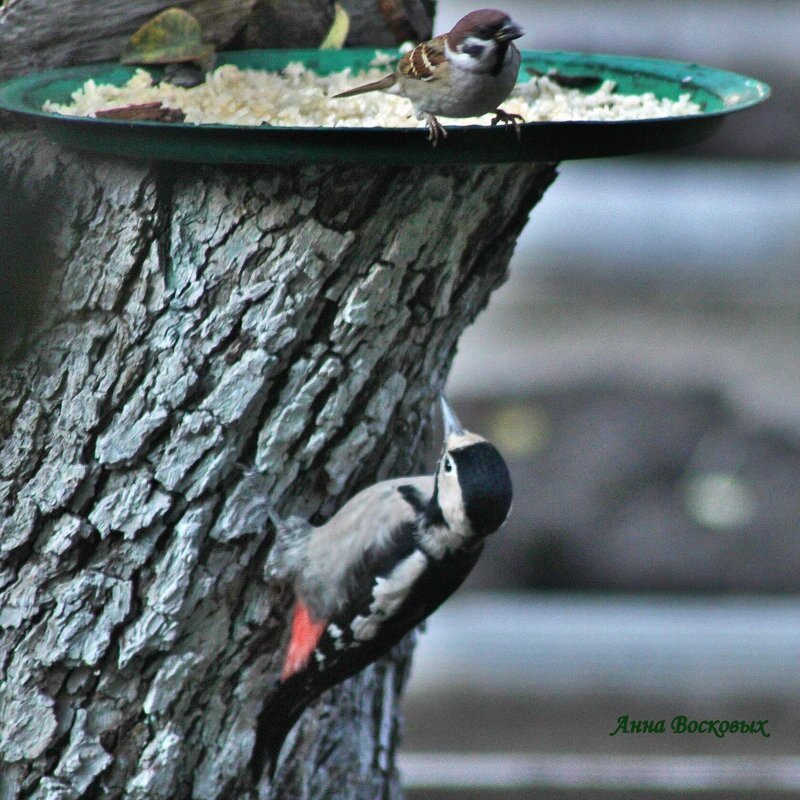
[445,9,524,73]
[436,395,513,538]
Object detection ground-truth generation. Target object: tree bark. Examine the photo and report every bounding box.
[0,4,559,798]
[0,132,557,800]
[0,0,436,80]
[340,0,436,46]
[0,1,255,83]
[238,1,336,50]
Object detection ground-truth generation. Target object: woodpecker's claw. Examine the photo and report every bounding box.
[424,113,448,147]
[491,108,524,140]
[267,508,285,532]
[233,460,259,478]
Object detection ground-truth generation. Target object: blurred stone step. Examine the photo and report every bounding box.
[400,753,800,795]
[407,593,800,699]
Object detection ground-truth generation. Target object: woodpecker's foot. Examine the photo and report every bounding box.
[491,108,524,140]
[424,113,448,147]
[266,508,285,532]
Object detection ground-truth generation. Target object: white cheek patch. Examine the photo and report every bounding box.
[439,475,468,533]
[446,38,496,73]
[444,41,478,71]
[350,550,428,642]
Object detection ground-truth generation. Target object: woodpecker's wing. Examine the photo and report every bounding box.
[251,525,483,780]
[277,506,426,684]
[398,35,449,83]
[279,493,428,683]
[289,475,434,622]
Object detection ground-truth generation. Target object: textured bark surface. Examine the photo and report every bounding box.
[0,3,557,796]
[0,0,435,81]
[238,0,336,50]
[237,0,435,49]
[0,1,255,83]
[341,0,435,46]
[0,128,557,799]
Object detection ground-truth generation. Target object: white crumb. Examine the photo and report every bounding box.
[43,54,702,128]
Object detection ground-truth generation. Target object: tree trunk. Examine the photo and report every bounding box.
[0,4,559,798]
[0,0,436,81]
[340,1,436,46]
[0,1,255,83]
[238,1,435,49]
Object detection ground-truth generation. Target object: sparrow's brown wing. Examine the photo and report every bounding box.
[398,35,448,82]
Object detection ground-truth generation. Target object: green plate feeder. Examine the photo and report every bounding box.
[0,49,770,165]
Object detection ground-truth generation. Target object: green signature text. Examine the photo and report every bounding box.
[609,715,770,738]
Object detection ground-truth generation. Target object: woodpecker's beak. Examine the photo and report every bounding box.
[496,20,524,42]
[440,395,465,438]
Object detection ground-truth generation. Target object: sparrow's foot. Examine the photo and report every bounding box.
[424,113,448,147]
[491,108,525,140]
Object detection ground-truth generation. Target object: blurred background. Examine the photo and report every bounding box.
[402,1,800,797]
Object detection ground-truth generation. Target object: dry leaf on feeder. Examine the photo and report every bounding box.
[95,102,186,123]
[121,7,216,83]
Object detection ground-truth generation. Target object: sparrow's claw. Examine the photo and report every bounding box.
[424,113,448,148]
[491,108,524,141]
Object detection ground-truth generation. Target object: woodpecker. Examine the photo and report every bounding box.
[251,396,513,780]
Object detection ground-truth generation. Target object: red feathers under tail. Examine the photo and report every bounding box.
[281,600,327,681]
[251,601,327,782]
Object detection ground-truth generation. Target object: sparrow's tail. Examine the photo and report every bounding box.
[332,73,397,98]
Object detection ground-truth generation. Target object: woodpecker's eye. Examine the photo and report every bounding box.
[444,456,453,473]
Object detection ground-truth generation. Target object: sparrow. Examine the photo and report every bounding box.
[333,9,525,146]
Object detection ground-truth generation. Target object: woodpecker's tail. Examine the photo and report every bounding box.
[250,675,316,782]
[265,510,314,581]
[332,73,397,98]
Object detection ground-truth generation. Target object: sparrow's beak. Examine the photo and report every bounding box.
[496,20,524,42]
[440,395,465,439]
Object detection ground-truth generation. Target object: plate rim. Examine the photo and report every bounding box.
[0,47,772,133]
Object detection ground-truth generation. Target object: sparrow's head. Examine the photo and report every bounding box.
[446,9,524,72]
[436,395,513,538]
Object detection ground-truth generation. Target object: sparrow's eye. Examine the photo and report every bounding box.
[444,456,454,473]
[462,43,485,57]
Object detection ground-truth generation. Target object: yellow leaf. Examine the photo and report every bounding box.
[121,7,215,66]
[319,3,350,50]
